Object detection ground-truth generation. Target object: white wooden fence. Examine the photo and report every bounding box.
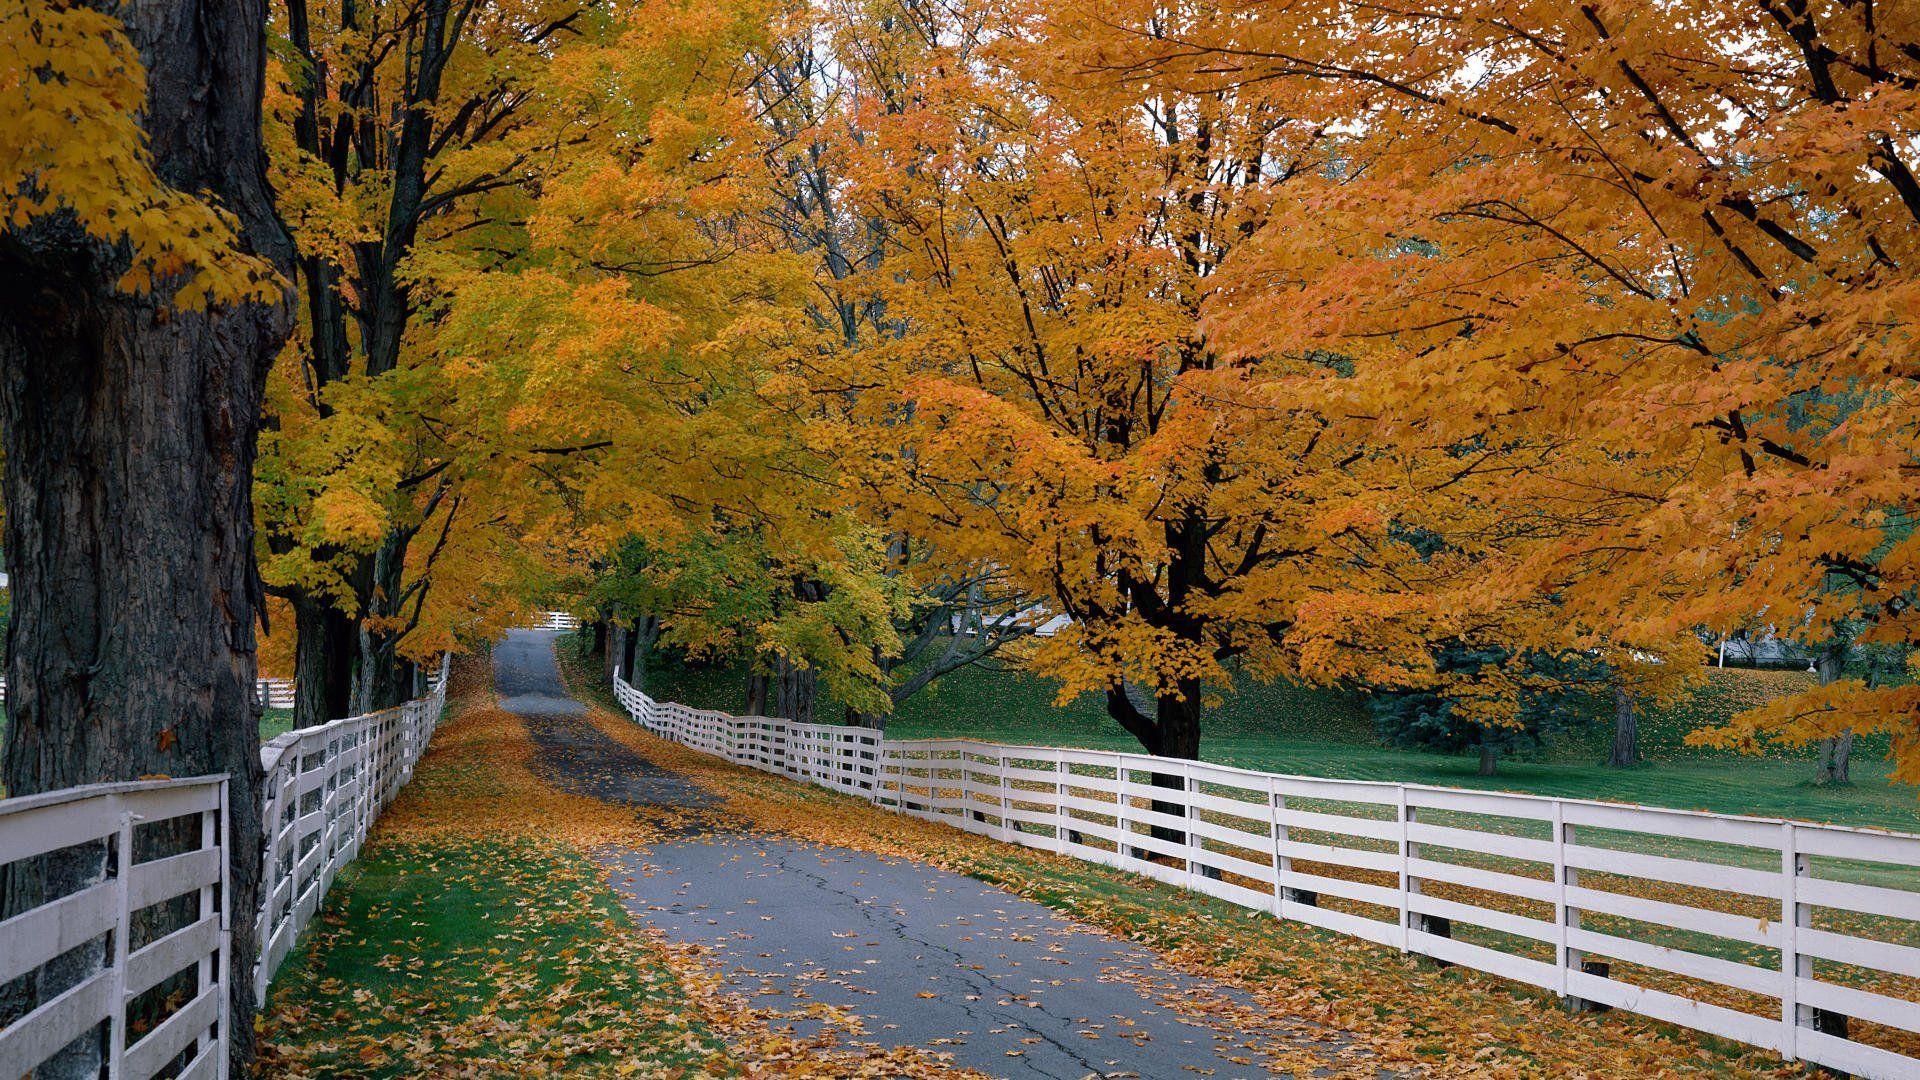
[0,658,449,1077]
[0,777,232,1079]
[255,659,449,997]
[611,671,1920,1080]
[255,679,295,711]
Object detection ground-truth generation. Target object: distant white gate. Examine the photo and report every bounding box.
[527,611,581,631]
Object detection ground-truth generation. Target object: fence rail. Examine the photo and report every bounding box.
[611,671,1920,1080]
[0,658,450,1077]
[256,678,295,710]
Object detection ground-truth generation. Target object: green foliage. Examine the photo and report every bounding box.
[1371,646,1596,771]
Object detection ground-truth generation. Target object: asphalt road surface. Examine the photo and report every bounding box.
[496,629,1362,1078]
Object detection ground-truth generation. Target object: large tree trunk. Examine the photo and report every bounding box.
[1104,678,1203,856]
[1478,742,1500,776]
[0,2,292,1073]
[744,671,770,716]
[621,615,658,692]
[352,534,409,712]
[1608,681,1640,767]
[1814,643,1853,784]
[1818,729,1856,785]
[606,622,626,683]
[773,654,816,724]
[292,594,356,729]
[1102,678,1203,758]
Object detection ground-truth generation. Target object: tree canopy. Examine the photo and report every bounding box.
[14,0,1916,784]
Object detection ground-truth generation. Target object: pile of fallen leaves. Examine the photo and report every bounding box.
[259,838,729,1078]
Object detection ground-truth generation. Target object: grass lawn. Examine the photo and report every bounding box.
[633,647,1920,833]
[260,707,297,740]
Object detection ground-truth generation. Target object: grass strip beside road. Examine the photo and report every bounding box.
[261,839,723,1078]
[258,659,738,1079]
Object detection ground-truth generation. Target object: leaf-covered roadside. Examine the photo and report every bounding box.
[259,656,995,1078]
[257,660,737,1078]
[260,840,726,1078]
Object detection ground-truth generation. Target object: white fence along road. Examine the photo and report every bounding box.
[611,671,1920,1080]
[0,658,449,1078]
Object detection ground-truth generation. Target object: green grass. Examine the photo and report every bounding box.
[262,838,731,1077]
[637,649,1920,833]
[260,707,297,741]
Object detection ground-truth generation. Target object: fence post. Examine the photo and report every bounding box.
[1113,754,1130,865]
[1561,816,1608,1013]
[1268,775,1286,918]
[1054,751,1070,854]
[217,779,233,1080]
[1397,785,1413,953]
[196,794,219,1067]
[1781,821,1800,1063]
[1552,799,1570,1001]
[998,748,1011,841]
[109,805,135,1075]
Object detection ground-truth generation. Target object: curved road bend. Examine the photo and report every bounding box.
[496,629,1372,1079]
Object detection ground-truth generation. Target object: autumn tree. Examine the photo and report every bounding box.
[262,0,602,723]
[1108,0,1920,780]
[817,0,1454,762]
[1,1,291,1070]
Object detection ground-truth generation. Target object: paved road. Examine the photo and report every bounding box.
[497,629,1355,1078]
[495,630,716,812]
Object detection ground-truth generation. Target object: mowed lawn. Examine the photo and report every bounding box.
[637,651,1920,833]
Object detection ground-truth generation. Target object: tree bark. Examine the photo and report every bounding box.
[1103,677,1203,759]
[292,594,355,729]
[1608,681,1641,767]
[1103,678,1202,854]
[1814,642,1853,784]
[621,615,657,692]
[0,2,292,1073]
[744,671,770,716]
[606,622,626,683]
[1818,728,1855,785]
[774,654,816,724]
[1478,742,1500,776]
[352,534,409,712]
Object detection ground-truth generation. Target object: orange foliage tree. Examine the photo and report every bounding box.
[1084,0,1919,778]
